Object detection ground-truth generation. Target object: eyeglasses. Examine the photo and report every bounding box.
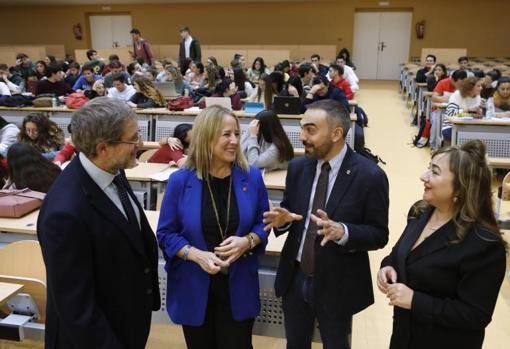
[108,135,142,145]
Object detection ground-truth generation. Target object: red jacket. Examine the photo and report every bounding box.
[332,78,354,100]
[54,143,76,164]
[148,145,184,164]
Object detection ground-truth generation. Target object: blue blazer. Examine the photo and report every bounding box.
[157,165,269,326]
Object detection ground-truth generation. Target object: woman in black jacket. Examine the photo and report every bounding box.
[377,140,506,349]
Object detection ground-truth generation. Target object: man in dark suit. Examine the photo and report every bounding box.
[263,99,389,349]
[178,26,202,71]
[38,97,160,349]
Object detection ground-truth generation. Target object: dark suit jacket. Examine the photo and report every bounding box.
[381,208,506,349]
[38,157,161,349]
[179,38,202,66]
[274,147,389,318]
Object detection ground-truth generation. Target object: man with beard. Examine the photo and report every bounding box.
[38,97,160,349]
[263,99,389,349]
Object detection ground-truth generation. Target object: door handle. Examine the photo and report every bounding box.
[380,42,387,51]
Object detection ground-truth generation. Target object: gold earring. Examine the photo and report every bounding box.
[453,197,458,202]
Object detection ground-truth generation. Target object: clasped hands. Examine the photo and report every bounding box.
[377,266,414,310]
[262,207,345,246]
[188,236,251,275]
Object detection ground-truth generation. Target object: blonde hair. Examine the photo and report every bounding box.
[184,105,249,179]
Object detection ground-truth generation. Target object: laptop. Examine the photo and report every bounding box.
[244,102,265,115]
[272,96,302,115]
[205,97,232,110]
[154,82,178,100]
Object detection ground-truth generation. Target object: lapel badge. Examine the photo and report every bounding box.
[242,186,248,192]
[346,170,351,175]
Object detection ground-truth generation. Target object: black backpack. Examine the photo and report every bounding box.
[353,124,386,165]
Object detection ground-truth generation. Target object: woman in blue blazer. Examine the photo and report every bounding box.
[157,105,269,349]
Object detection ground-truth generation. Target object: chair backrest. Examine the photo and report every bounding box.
[139,149,158,162]
[0,240,46,283]
[0,240,47,322]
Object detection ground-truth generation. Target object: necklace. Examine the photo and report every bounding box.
[206,174,232,242]
[206,174,232,275]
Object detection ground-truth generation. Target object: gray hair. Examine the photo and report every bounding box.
[70,97,137,158]
[305,99,351,140]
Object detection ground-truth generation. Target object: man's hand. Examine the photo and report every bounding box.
[263,207,303,232]
[311,209,345,246]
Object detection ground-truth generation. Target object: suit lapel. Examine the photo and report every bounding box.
[325,148,356,215]
[74,158,147,258]
[395,211,431,282]
[407,220,457,265]
[232,166,251,237]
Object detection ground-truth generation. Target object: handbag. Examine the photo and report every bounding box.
[167,96,194,111]
[0,188,46,218]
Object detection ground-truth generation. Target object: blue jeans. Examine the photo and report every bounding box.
[282,265,352,349]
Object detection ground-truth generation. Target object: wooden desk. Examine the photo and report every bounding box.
[263,170,286,190]
[124,162,174,182]
[0,210,38,236]
[450,118,510,165]
[0,282,23,306]
[489,157,510,169]
[140,141,161,150]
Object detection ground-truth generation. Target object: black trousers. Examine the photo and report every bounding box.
[282,264,352,349]
[182,273,254,349]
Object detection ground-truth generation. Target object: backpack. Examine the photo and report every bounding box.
[354,105,369,127]
[353,124,386,165]
[65,92,89,109]
[167,96,194,111]
[0,95,33,107]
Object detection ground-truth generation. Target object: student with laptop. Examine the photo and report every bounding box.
[241,109,293,171]
[304,75,350,113]
[199,78,242,110]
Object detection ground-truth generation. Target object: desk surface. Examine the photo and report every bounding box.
[489,157,510,169]
[0,282,23,305]
[125,162,175,182]
[450,117,510,126]
[0,210,39,235]
[263,170,287,190]
[140,141,161,150]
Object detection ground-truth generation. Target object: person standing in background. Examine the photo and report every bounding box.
[179,26,202,69]
[130,28,155,66]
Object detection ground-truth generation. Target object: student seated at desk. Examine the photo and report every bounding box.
[64,62,81,88]
[427,64,448,92]
[416,54,436,83]
[184,61,205,90]
[198,78,242,110]
[148,123,192,165]
[127,76,166,108]
[0,81,10,96]
[0,116,19,159]
[329,64,354,100]
[72,64,102,92]
[304,75,350,113]
[241,109,293,171]
[103,60,131,88]
[442,77,483,142]
[247,57,270,82]
[233,67,256,99]
[3,142,61,192]
[247,74,273,108]
[84,79,106,99]
[163,65,192,96]
[34,60,47,80]
[53,125,76,166]
[18,112,64,161]
[270,71,299,98]
[486,77,510,118]
[432,70,467,104]
[36,64,73,99]
[107,73,136,102]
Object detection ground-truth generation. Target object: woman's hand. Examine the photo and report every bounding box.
[127,101,137,108]
[386,283,414,310]
[214,236,251,265]
[377,266,397,293]
[187,247,229,275]
[176,156,187,168]
[167,137,183,151]
[248,119,259,137]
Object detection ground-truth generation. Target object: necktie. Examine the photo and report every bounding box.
[301,161,331,276]
[112,174,140,229]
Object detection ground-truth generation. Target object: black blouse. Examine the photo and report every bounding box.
[201,174,239,252]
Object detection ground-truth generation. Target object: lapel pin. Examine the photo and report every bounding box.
[242,186,248,192]
[346,170,351,175]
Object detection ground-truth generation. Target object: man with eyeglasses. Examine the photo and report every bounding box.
[38,97,160,349]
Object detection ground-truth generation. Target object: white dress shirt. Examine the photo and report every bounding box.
[184,36,193,59]
[297,145,349,261]
[79,153,141,227]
